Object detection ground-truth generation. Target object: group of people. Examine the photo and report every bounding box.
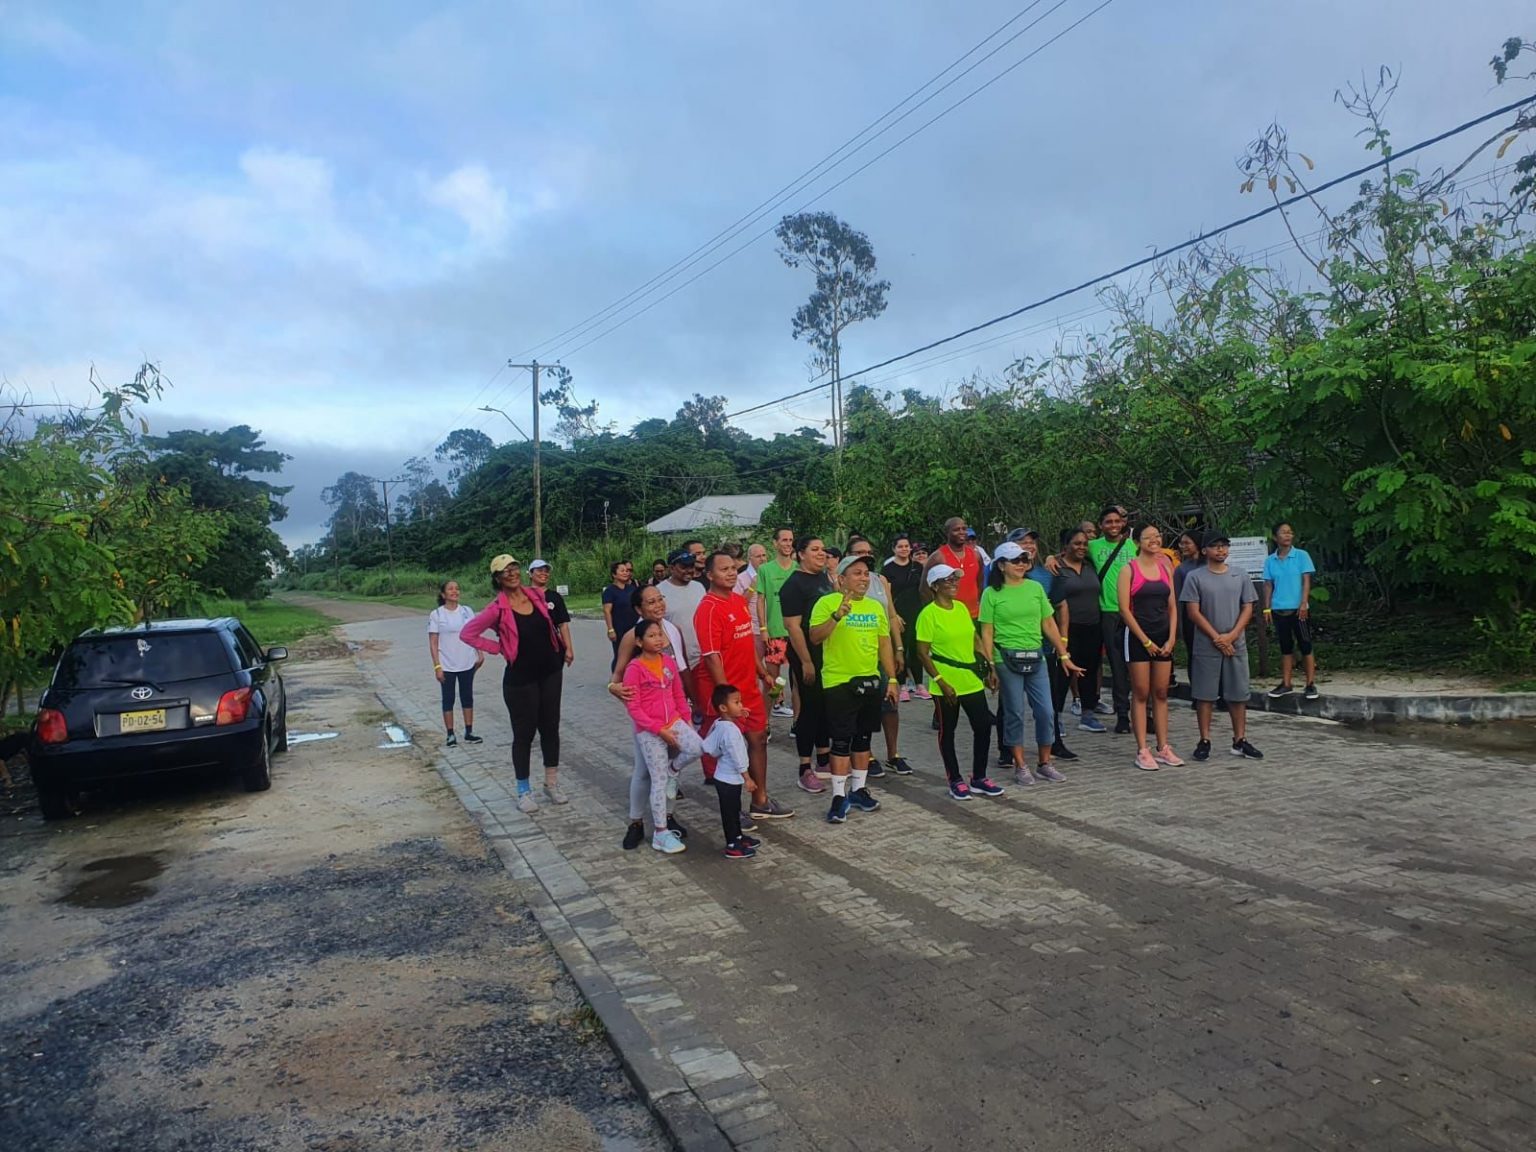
[426,513,1319,862]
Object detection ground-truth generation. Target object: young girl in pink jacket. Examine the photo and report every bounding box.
[622,620,704,854]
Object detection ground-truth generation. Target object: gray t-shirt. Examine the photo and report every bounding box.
[1049,561,1101,626]
[1179,565,1257,656]
[662,578,706,668]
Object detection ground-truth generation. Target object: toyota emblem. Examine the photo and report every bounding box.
[130,686,153,701]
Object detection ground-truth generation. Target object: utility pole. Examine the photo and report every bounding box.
[367,474,408,595]
[493,359,549,559]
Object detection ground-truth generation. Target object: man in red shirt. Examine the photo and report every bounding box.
[695,552,794,820]
[923,516,983,618]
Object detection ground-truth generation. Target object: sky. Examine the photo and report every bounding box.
[2,0,1530,546]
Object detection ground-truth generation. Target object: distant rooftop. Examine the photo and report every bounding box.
[645,494,775,534]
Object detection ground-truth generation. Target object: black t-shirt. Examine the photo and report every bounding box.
[883,559,922,623]
[508,606,562,684]
[601,582,638,636]
[779,570,834,666]
[541,588,572,628]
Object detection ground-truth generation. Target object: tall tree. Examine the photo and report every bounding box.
[434,428,495,488]
[322,471,385,547]
[774,211,890,451]
[145,424,291,599]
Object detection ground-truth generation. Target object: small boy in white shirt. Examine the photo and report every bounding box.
[701,685,763,860]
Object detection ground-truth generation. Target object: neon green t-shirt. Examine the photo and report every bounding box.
[1087,536,1135,613]
[915,600,984,695]
[809,592,888,688]
[979,580,1053,651]
[756,557,797,638]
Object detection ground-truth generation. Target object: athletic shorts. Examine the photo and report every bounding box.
[764,637,788,665]
[1125,626,1173,665]
[694,663,767,734]
[1190,650,1251,702]
[1273,611,1314,656]
[824,680,883,745]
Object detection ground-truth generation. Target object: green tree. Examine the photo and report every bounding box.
[775,211,890,451]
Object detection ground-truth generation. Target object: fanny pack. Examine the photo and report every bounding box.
[998,648,1041,675]
[931,651,991,681]
[850,674,884,696]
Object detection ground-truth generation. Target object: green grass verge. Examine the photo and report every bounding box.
[202,598,338,648]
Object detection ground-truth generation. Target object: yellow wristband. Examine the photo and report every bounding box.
[433,664,442,670]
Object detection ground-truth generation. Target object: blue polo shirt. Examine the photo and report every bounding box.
[1262,547,1315,611]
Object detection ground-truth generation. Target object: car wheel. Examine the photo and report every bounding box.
[275,701,289,754]
[38,780,83,821]
[242,724,273,792]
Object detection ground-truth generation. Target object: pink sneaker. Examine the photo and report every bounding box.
[1154,745,1184,767]
[1134,748,1160,772]
[797,769,826,794]
[914,686,932,701]
[899,687,911,703]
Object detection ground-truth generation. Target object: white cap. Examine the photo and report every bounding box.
[993,541,1026,561]
[528,558,551,571]
[926,563,961,586]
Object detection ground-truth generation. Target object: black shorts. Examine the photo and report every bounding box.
[825,679,883,744]
[1274,611,1314,656]
[1125,626,1172,665]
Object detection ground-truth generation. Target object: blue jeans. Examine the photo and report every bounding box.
[996,653,1053,749]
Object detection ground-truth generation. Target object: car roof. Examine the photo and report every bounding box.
[79,618,240,638]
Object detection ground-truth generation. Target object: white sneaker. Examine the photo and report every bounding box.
[517,791,539,813]
[652,830,686,854]
[1070,700,1081,716]
[544,782,569,805]
[772,703,794,717]
[1092,701,1114,716]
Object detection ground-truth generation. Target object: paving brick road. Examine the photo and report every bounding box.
[347,612,1536,1152]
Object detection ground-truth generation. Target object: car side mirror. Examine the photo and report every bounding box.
[265,647,289,663]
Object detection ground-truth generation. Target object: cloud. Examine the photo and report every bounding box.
[238,148,334,215]
[425,164,511,244]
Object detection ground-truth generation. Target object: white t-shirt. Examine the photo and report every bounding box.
[427,604,478,672]
[662,579,706,669]
[735,563,761,627]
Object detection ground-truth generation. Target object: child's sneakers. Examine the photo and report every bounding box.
[652,830,686,855]
[723,839,757,859]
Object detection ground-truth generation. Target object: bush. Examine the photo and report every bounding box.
[1472,610,1536,675]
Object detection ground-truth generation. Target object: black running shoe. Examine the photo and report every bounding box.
[1050,741,1079,762]
[622,821,645,850]
[445,732,458,747]
[666,814,688,841]
[1114,716,1132,735]
[463,732,484,744]
[1231,739,1264,760]
[866,758,887,779]
[1192,739,1211,762]
[888,756,914,775]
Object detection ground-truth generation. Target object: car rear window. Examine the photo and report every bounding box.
[53,634,234,689]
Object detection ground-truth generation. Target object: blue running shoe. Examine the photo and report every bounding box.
[848,787,881,812]
[826,795,850,824]
[1077,715,1107,733]
[970,776,1006,797]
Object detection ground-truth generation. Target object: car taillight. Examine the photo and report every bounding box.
[216,687,252,725]
[37,708,69,745]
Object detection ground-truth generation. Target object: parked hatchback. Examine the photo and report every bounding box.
[30,617,288,820]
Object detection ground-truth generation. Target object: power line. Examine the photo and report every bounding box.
[724,96,1536,421]
[551,0,1116,363]
[512,2,1066,363]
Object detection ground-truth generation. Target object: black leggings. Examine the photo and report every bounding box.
[1052,622,1102,715]
[502,666,562,779]
[716,781,743,844]
[789,657,829,760]
[899,617,923,685]
[938,690,993,782]
[439,668,477,713]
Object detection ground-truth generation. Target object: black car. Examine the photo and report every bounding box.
[29,617,288,820]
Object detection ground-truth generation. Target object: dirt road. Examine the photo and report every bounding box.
[278,591,422,623]
[0,637,664,1151]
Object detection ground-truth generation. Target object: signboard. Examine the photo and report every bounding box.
[1226,536,1268,576]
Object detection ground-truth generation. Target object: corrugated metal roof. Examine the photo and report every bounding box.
[644,493,776,534]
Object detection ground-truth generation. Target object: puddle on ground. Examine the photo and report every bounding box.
[1342,718,1536,762]
[287,731,339,746]
[59,854,165,909]
[379,724,411,749]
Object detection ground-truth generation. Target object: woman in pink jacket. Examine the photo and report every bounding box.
[622,619,703,855]
[461,553,567,814]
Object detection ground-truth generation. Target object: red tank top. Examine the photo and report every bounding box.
[939,544,982,618]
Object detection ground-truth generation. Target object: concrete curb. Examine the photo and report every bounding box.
[1171,684,1536,724]
[344,630,802,1152]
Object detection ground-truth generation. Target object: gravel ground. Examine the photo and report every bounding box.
[0,642,665,1152]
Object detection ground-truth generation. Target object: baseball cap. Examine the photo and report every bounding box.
[528,558,551,571]
[489,553,519,574]
[667,548,694,566]
[1202,529,1232,547]
[965,527,977,538]
[837,554,872,576]
[1004,527,1031,543]
[993,541,1026,561]
[926,562,961,586]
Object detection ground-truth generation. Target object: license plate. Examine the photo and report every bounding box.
[119,709,166,733]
